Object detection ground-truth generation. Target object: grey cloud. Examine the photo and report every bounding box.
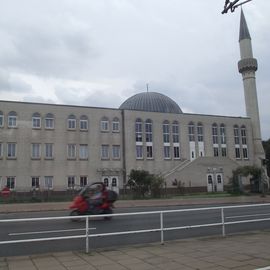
[0,70,33,93]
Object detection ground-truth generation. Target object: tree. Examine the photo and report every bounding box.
[262,139,270,177]
[128,169,165,198]
[230,166,262,193]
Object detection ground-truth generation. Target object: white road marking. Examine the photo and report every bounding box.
[9,228,96,236]
[254,267,270,270]
[226,213,270,219]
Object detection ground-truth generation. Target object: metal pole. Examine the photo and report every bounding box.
[86,216,89,253]
[160,212,164,244]
[221,208,225,237]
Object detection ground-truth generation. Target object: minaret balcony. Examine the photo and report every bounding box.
[238,58,258,73]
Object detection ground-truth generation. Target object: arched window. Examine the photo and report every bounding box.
[145,119,153,142]
[112,117,120,132]
[212,123,218,144]
[100,116,109,132]
[172,121,179,143]
[197,122,203,142]
[67,114,76,129]
[241,125,247,145]
[45,113,54,129]
[234,125,240,144]
[188,122,195,142]
[8,111,17,128]
[135,118,143,142]
[80,115,88,130]
[220,124,226,144]
[163,120,170,143]
[103,178,109,187]
[32,112,41,128]
[208,175,213,184]
[217,175,222,184]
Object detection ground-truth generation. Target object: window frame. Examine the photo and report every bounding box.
[67,144,76,159]
[8,112,17,128]
[79,144,88,160]
[45,113,54,129]
[101,144,109,159]
[6,176,16,190]
[112,145,120,159]
[31,143,41,159]
[67,115,76,130]
[32,113,41,129]
[45,143,54,159]
[7,142,16,159]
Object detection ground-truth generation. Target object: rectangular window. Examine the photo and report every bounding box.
[101,120,109,131]
[8,116,17,128]
[31,143,41,159]
[221,147,227,157]
[174,146,180,159]
[0,143,3,158]
[79,144,88,159]
[112,121,120,132]
[45,118,54,129]
[80,176,88,187]
[44,176,53,189]
[213,147,219,157]
[68,119,76,129]
[164,146,171,159]
[146,146,153,159]
[67,176,76,189]
[31,177,40,189]
[136,145,143,159]
[101,145,109,159]
[67,144,76,159]
[235,147,241,159]
[7,176,15,189]
[0,115,3,127]
[32,117,41,128]
[112,145,120,159]
[7,143,16,158]
[45,143,53,159]
[243,147,248,159]
[80,120,88,130]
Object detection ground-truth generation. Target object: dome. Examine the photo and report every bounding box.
[119,92,182,114]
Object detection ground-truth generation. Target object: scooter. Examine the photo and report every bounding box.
[69,182,118,221]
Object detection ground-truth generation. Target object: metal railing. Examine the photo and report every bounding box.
[1,203,270,253]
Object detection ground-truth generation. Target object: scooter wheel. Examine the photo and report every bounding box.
[104,209,113,220]
[70,210,81,222]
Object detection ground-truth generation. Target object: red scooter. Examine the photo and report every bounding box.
[69,182,118,220]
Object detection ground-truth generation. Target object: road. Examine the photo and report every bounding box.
[1,204,270,257]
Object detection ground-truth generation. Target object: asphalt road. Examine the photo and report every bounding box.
[1,204,270,257]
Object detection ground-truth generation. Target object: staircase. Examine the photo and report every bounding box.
[161,159,191,179]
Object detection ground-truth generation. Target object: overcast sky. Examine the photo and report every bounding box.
[0,0,269,139]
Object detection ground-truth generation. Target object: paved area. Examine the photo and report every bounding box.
[0,231,270,270]
[1,195,270,269]
[1,195,270,213]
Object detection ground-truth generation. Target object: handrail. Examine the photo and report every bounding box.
[1,203,270,253]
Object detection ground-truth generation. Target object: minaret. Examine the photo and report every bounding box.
[238,9,265,165]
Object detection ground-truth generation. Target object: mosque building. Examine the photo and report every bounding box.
[0,11,266,194]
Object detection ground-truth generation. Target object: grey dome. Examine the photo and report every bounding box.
[119,92,182,114]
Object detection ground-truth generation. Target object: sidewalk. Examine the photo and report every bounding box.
[1,231,270,270]
[1,194,270,213]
